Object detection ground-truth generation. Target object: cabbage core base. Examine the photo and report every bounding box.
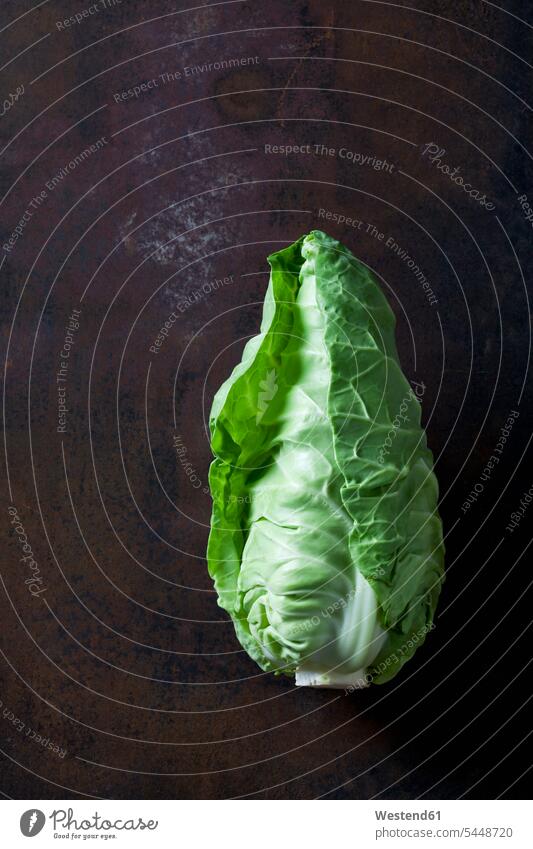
[295,667,369,690]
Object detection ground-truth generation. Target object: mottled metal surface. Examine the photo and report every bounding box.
[1,0,531,799]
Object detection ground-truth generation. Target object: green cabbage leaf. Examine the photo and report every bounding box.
[208,231,444,688]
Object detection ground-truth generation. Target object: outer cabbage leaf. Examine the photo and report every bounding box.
[208,231,444,688]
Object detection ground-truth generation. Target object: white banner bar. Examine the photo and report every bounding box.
[1,800,530,848]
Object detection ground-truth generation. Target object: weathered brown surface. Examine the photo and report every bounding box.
[1,0,531,799]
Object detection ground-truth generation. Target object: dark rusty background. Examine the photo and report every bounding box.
[1,0,532,799]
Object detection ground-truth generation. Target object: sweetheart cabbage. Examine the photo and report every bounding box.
[207,231,444,688]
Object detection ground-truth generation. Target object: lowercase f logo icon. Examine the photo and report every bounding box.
[20,809,45,837]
